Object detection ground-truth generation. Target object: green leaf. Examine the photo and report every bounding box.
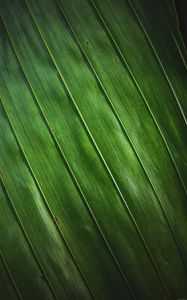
[0,0,187,299]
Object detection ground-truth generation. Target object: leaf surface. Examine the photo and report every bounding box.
[0,0,187,299]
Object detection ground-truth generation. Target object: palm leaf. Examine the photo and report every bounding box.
[0,0,187,299]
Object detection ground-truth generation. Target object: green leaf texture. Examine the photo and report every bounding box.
[0,0,187,299]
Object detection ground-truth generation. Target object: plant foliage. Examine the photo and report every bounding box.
[0,0,187,299]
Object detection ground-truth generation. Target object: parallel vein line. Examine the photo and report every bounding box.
[0,246,22,300]
[55,0,187,277]
[1,8,135,299]
[23,2,170,299]
[172,33,187,70]
[88,0,187,195]
[127,0,187,123]
[171,0,187,61]
[0,174,58,300]
[162,0,187,68]
[0,90,93,300]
